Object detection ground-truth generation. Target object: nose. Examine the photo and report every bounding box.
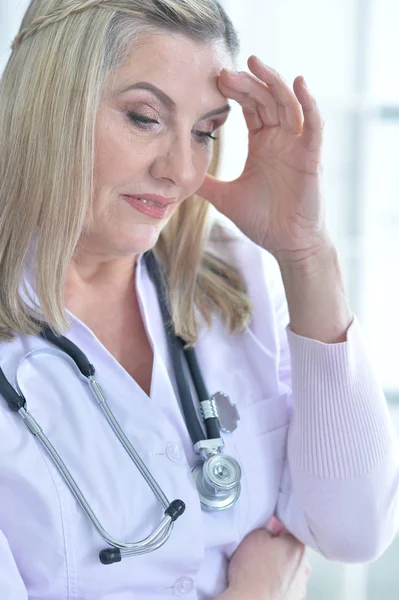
[150,134,197,189]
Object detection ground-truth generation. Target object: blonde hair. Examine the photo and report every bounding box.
[0,0,252,344]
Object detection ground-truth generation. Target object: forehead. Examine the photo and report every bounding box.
[108,32,233,109]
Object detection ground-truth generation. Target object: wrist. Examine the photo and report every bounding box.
[275,235,335,274]
[277,241,353,343]
[218,582,271,600]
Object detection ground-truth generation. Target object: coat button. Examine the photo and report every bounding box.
[166,441,183,463]
[173,577,194,596]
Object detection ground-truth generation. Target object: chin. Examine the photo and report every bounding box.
[110,222,164,257]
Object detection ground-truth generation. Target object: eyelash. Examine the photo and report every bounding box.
[126,111,218,143]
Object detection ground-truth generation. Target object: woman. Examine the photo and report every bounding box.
[0,0,397,598]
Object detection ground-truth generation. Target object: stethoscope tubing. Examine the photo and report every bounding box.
[16,348,170,510]
[144,251,221,444]
[0,252,241,562]
[88,376,170,509]
[14,347,180,558]
[19,404,173,552]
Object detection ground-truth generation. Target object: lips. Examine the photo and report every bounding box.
[122,194,176,220]
[124,194,176,207]
[134,197,162,208]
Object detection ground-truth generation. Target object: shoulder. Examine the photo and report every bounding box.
[0,332,49,401]
[0,334,25,372]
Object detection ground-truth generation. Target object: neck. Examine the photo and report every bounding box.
[65,249,139,315]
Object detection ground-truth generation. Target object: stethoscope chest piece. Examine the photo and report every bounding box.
[192,453,241,511]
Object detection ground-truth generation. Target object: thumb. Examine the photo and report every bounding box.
[197,173,230,213]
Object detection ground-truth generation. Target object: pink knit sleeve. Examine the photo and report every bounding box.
[276,320,399,560]
[287,318,396,478]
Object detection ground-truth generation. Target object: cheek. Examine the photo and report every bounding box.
[94,133,129,185]
[192,145,215,185]
[93,111,148,186]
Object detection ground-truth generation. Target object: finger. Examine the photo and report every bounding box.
[241,106,263,133]
[218,76,264,131]
[265,516,285,537]
[247,56,303,133]
[247,56,296,107]
[293,76,324,151]
[218,78,263,131]
[219,70,279,129]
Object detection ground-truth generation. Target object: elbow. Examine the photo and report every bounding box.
[311,465,399,563]
[321,532,396,564]
[317,507,399,563]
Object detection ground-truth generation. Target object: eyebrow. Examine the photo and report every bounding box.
[119,81,231,121]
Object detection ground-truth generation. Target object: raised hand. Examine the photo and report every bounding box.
[199,56,327,262]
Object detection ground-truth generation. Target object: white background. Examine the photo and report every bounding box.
[1,1,399,598]
[219,2,399,598]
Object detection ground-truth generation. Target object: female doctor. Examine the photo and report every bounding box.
[0,0,398,598]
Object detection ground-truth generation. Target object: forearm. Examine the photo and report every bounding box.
[283,310,399,560]
[217,587,269,600]
[278,241,352,343]
[216,589,243,600]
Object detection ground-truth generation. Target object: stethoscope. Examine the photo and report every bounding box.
[0,251,242,565]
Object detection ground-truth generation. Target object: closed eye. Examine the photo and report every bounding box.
[126,110,219,144]
[126,110,159,128]
[194,131,218,141]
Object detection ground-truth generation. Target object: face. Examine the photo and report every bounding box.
[86,32,233,259]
